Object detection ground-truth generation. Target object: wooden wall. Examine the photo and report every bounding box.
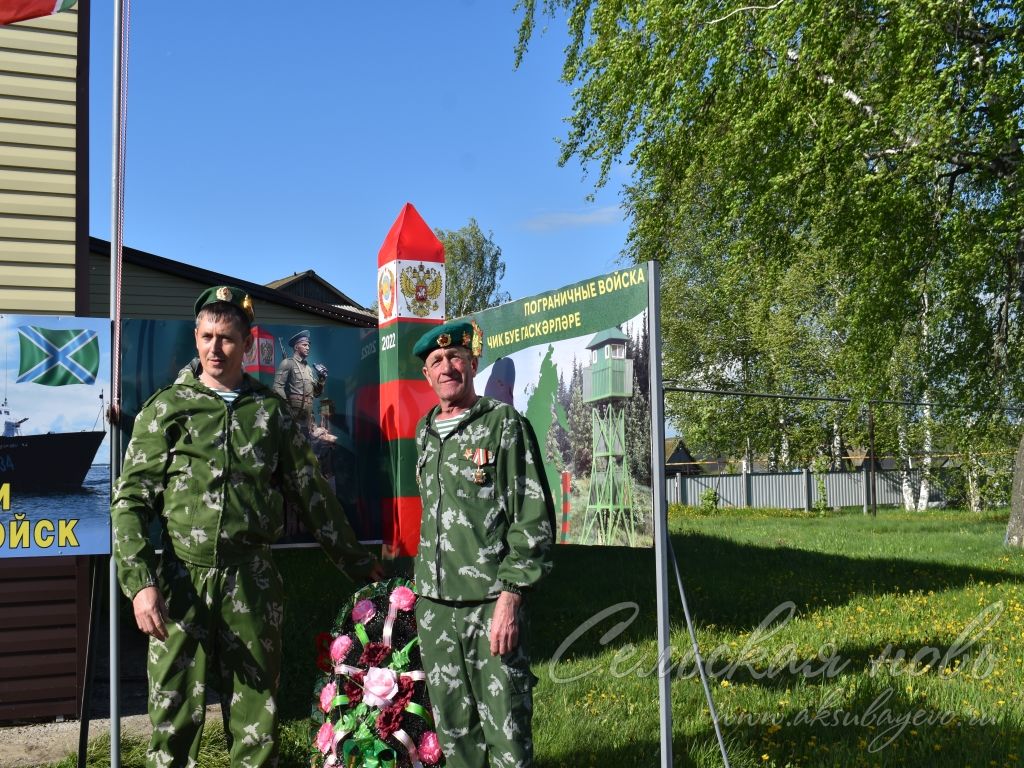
[0,556,90,720]
[0,6,87,315]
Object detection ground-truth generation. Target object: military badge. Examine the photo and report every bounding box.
[399,264,443,318]
[470,319,484,358]
[216,286,232,301]
[437,333,452,348]
[467,447,493,484]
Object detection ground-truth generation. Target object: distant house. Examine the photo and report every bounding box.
[266,269,370,316]
[665,438,703,476]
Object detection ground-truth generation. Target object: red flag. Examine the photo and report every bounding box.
[0,1,77,25]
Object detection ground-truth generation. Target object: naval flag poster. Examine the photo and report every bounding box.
[119,319,382,544]
[0,314,111,558]
[462,265,655,547]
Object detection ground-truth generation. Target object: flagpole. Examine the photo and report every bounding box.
[108,0,126,765]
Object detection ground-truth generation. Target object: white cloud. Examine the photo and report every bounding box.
[520,205,623,232]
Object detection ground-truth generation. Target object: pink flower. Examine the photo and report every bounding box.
[319,682,337,713]
[329,634,352,663]
[315,721,334,754]
[418,731,443,764]
[389,586,416,611]
[362,666,399,708]
[352,598,376,624]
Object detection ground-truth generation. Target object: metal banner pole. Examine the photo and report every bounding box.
[647,261,672,766]
[109,0,125,764]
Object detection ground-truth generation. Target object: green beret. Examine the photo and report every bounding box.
[194,285,255,322]
[413,320,483,360]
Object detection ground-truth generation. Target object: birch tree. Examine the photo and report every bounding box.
[515,0,1024,524]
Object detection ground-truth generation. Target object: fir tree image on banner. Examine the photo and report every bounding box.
[17,326,99,386]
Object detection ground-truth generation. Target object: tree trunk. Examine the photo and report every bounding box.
[916,407,932,511]
[898,421,916,511]
[966,453,982,514]
[1004,433,1024,547]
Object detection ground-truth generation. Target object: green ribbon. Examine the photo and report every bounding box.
[354,623,371,647]
[403,700,434,729]
[342,737,396,768]
[388,637,420,672]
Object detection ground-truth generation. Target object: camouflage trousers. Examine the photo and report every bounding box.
[415,598,537,768]
[145,549,285,768]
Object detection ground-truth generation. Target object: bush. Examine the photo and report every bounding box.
[698,488,719,515]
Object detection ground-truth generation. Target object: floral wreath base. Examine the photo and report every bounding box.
[310,578,444,768]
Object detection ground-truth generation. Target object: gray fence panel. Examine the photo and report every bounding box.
[667,469,935,510]
[750,472,806,508]
[677,474,746,507]
[819,471,866,508]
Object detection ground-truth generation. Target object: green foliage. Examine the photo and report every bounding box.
[435,218,510,317]
[514,0,1024,511]
[698,487,719,515]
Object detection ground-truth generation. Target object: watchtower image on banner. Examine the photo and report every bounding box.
[465,266,655,547]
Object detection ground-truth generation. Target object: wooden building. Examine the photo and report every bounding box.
[0,2,375,723]
[87,238,375,327]
[0,2,92,722]
[0,3,89,316]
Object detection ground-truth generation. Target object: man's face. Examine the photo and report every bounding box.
[422,346,478,408]
[294,339,310,359]
[194,314,252,387]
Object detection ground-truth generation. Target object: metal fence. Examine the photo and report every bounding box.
[666,468,930,511]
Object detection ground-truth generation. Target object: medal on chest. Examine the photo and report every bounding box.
[465,447,493,485]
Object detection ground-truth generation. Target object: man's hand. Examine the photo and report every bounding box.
[366,559,387,583]
[489,591,523,656]
[132,585,169,641]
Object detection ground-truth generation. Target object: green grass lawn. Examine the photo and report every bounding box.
[62,506,1024,767]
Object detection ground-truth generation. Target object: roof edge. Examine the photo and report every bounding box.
[90,237,377,328]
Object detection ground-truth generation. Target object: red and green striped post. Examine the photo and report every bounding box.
[376,203,445,559]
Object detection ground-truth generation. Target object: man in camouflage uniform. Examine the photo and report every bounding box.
[412,320,554,768]
[273,329,325,432]
[112,286,384,768]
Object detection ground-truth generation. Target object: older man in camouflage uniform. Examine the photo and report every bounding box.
[112,286,384,768]
[412,320,554,768]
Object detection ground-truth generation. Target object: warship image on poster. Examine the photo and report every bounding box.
[0,315,111,558]
[0,397,104,490]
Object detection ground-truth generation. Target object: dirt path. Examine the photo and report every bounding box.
[1,611,153,767]
[0,712,153,768]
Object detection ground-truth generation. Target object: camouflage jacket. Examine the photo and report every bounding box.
[111,369,375,599]
[414,396,554,601]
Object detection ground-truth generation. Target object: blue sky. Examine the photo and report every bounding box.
[88,2,633,310]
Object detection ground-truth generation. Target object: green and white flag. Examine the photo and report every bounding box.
[17,325,99,386]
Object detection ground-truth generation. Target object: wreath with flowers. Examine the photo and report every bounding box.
[310,578,444,768]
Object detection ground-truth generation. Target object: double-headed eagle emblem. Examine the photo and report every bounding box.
[399,264,443,317]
